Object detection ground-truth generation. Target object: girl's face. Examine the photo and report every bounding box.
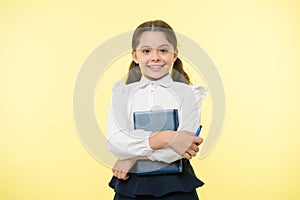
[132,31,178,81]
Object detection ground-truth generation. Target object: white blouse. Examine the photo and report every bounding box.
[106,74,207,163]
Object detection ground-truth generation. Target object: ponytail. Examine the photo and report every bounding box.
[126,61,142,84]
[171,58,191,85]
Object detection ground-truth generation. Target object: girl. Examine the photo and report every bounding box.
[107,20,207,200]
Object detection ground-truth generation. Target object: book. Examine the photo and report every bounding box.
[132,109,183,175]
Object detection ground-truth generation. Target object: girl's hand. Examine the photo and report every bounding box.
[168,130,203,159]
[112,156,147,180]
[112,158,137,180]
[182,136,203,159]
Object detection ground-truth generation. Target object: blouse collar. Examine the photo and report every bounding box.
[139,74,173,88]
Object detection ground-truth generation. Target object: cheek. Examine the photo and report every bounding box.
[163,54,175,62]
[137,57,148,65]
[165,58,175,66]
[139,65,148,73]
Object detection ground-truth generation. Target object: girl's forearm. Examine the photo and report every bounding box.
[149,130,177,150]
[149,130,202,160]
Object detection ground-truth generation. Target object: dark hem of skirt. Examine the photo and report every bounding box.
[109,159,204,198]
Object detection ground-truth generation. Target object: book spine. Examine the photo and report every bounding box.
[174,109,179,131]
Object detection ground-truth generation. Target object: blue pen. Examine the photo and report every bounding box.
[195,125,202,136]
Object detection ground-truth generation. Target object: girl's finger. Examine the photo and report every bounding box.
[194,137,203,145]
[183,152,192,160]
[113,169,119,177]
[118,171,127,180]
[191,144,199,152]
[187,149,196,157]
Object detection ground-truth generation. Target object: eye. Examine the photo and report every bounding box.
[142,49,150,54]
[160,48,169,53]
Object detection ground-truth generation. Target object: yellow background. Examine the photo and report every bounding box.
[1,0,299,199]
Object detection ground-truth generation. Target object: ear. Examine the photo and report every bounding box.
[132,50,139,64]
[173,49,178,62]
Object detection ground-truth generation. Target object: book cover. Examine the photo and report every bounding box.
[133,109,182,175]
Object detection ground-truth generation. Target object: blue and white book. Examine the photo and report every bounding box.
[132,109,183,175]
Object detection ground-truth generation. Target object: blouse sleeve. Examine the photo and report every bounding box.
[190,84,208,115]
[148,148,182,163]
[147,85,207,163]
[106,81,153,160]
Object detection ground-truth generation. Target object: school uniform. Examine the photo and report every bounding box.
[107,74,207,199]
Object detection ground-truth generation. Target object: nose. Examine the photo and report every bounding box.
[151,49,161,62]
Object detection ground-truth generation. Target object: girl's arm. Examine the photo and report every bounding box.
[107,81,205,162]
[149,130,203,160]
[107,107,202,162]
[145,86,205,162]
[107,81,158,160]
[106,107,154,160]
[112,131,203,180]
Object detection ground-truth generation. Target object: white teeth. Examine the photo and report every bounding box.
[149,65,162,69]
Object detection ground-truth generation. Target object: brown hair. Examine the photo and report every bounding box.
[126,20,191,85]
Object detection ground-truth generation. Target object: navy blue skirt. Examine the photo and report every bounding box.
[109,159,204,199]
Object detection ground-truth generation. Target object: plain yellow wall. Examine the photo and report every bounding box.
[1,0,299,199]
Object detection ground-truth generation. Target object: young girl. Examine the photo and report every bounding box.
[107,20,207,200]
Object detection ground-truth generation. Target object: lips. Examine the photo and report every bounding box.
[147,64,164,71]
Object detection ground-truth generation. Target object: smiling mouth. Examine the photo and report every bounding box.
[147,65,164,70]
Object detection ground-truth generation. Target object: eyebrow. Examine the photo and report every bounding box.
[139,44,172,48]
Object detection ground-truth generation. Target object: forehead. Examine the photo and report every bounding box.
[137,31,172,48]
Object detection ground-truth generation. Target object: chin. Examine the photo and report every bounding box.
[146,73,168,81]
